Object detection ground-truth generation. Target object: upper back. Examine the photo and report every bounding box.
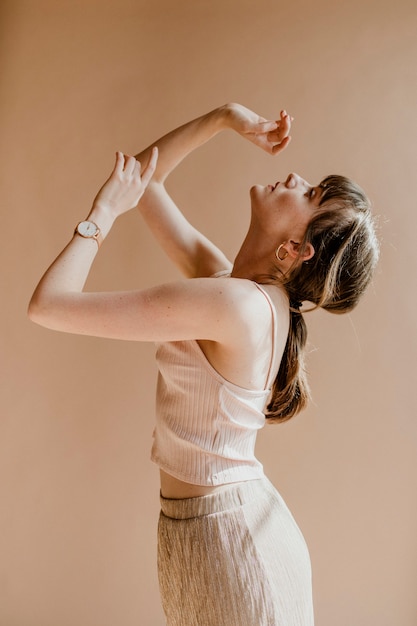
[197,279,290,392]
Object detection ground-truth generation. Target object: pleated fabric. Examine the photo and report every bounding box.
[157,477,314,626]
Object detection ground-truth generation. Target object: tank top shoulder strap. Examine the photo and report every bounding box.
[252,282,278,390]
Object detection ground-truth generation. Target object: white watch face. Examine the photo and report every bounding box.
[77,221,98,237]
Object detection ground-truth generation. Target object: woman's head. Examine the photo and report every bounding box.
[279,174,380,313]
[266,174,379,423]
[250,173,323,263]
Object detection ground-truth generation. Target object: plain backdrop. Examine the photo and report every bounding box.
[1,0,417,624]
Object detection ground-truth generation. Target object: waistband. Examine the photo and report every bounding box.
[160,477,274,520]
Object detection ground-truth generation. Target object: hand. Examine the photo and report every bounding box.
[224,103,293,155]
[92,147,158,218]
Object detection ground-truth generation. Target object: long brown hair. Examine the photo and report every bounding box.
[266,175,379,423]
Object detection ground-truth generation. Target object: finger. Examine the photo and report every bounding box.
[281,113,291,130]
[140,146,158,188]
[277,110,293,123]
[114,151,125,174]
[280,110,294,120]
[273,116,291,141]
[134,158,142,178]
[124,154,137,176]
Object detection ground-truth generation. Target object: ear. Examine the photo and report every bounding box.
[286,240,315,262]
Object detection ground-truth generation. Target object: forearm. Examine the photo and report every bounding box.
[135,103,289,181]
[135,102,286,235]
[134,105,235,276]
[28,205,116,322]
[29,149,158,327]
[135,104,229,184]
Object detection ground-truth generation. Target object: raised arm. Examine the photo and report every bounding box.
[28,104,292,343]
[134,104,292,278]
[27,148,274,348]
[28,150,158,330]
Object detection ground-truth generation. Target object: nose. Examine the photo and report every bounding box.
[285,173,307,189]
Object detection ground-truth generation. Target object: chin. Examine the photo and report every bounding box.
[249,184,265,197]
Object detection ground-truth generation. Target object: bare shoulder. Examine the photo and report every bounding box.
[197,278,290,389]
[150,276,283,343]
[220,278,290,341]
[137,276,288,346]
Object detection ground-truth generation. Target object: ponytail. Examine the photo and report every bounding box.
[266,307,310,422]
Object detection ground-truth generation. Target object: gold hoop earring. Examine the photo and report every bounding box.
[275,243,289,262]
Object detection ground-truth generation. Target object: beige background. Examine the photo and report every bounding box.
[1,0,416,624]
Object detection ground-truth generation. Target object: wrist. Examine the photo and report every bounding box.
[85,203,117,239]
[212,103,236,131]
[73,205,115,248]
[197,104,234,136]
[216,102,247,132]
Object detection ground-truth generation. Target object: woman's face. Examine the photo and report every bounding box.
[250,172,323,242]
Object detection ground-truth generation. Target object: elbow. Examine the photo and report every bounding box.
[28,294,72,333]
[27,295,50,328]
[27,297,42,325]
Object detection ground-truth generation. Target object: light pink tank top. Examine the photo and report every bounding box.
[150,282,277,486]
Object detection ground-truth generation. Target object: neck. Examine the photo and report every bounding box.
[231,255,266,281]
[231,228,275,281]
[231,219,275,280]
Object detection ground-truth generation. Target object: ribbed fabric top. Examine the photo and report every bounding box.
[151,282,277,486]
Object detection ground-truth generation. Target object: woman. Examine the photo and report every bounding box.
[28,103,379,625]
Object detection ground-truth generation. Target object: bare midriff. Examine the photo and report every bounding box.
[160,469,237,499]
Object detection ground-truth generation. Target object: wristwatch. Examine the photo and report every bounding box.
[74,221,102,247]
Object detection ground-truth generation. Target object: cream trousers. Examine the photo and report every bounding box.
[157,476,314,626]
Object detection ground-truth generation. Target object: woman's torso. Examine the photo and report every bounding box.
[159,280,290,499]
